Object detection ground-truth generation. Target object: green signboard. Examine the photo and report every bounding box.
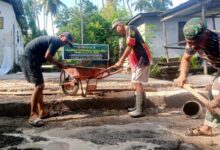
[63,44,109,60]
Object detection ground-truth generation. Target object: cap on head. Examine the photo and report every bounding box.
[111,18,123,30]
[183,18,207,40]
[60,32,74,47]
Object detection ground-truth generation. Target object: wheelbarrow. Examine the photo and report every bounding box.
[59,65,124,97]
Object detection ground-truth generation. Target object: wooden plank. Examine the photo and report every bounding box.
[0,88,59,92]
[89,88,157,92]
[158,61,180,67]
[0,90,62,95]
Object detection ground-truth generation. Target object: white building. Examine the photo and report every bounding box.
[127,0,220,59]
[0,0,27,75]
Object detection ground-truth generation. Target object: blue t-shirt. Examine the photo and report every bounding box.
[23,36,63,64]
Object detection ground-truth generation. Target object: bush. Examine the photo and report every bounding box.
[190,55,202,69]
[149,57,166,78]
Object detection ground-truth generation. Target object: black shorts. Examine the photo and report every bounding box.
[20,55,44,85]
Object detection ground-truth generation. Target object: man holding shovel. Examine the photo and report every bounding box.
[174,17,220,136]
[20,32,74,127]
[110,19,152,117]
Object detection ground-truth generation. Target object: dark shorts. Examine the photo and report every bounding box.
[20,55,44,85]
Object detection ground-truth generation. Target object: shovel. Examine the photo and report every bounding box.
[183,84,220,116]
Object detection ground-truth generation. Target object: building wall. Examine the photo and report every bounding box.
[137,16,220,58]
[162,17,191,58]
[137,16,191,58]
[0,1,24,71]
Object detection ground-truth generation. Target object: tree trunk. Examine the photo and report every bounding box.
[44,8,46,31]
[51,14,55,35]
[45,15,48,31]
[102,0,105,8]
[123,0,126,9]
[36,16,40,30]
[32,0,37,27]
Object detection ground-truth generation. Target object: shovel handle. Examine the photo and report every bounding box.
[183,84,220,116]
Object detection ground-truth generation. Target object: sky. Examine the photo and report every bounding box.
[42,0,188,35]
[61,0,188,9]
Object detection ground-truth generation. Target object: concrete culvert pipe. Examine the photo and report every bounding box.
[182,101,203,119]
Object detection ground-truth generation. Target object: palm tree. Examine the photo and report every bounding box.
[106,0,117,10]
[151,0,173,11]
[32,0,39,29]
[102,0,105,8]
[126,0,133,16]
[39,0,66,35]
[133,0,150,12]
[133,0,173,12]
[118,0,126,9]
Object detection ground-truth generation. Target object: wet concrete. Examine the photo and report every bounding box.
[0,119,199,150]
[0,126,24,148]
[0,109,212,150]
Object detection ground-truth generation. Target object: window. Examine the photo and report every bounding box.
[0,17,3,29]
[17,31,20,43]
[178,22,186,46]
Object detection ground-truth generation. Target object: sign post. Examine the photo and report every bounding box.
[63,44,109,61]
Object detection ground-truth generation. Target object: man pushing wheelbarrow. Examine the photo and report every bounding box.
[20,32,74,127]
[110,19,153,118]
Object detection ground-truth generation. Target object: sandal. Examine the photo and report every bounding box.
[29,118,44,127]
[39,111,58,119]
[185,127,212,136]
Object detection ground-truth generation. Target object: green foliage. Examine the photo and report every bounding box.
[12,63,21,73]
[23,0,47,45]
[133,0,173,12]
[141,24,157,57]
[55,8,71,28]
[54,0,158,66]
[55,0,130,65]
[100,3,130,21]
[190,56,202,69]
[149,57,166,78]
[144,24,157,45]
[40,0,66,16]
[150,64,161,78]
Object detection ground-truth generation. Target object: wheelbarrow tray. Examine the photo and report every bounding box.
[63,66,108,80]
[60,65,124,96]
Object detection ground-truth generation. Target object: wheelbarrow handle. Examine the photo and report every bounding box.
[95,67,125,79]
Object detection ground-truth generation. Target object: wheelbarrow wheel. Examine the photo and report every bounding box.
[60,70,79,96]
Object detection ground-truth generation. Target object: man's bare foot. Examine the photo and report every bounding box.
[186,125,212,136]
[39,110,49,119]
[29,113,39,122]
[29,113,44,127]
[39,110,58,119]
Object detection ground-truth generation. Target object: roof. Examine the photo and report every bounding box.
[127,12,163,26]
[161,0,220,21]
[2,0,28,35]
